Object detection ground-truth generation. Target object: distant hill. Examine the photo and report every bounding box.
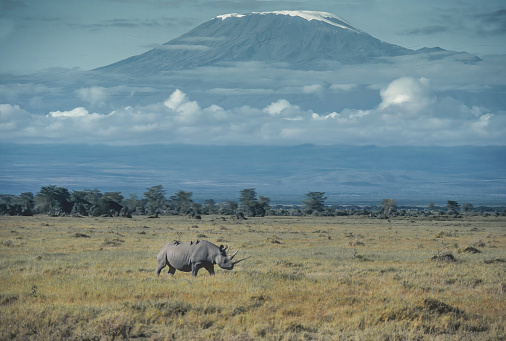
[1,144,504,206]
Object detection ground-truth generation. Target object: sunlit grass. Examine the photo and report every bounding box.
[1,214,505,340]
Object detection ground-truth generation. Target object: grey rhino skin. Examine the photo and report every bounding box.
[156,240,249,277]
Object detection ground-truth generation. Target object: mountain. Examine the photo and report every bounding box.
[97,11,422,75]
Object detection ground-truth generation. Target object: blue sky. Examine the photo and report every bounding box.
[1,0,505,73]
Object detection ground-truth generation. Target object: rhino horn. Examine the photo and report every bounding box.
[229,250,239,259]
[232,256,251,265]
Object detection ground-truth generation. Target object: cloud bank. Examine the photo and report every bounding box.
[1,76,504,146]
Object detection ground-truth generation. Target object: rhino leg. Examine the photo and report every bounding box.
[156,262,165,275]
[203,263,215,276]
[167,266,176,277]
[191,263,204,277]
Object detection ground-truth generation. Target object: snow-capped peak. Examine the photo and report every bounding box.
[216,13,245,20]
[216,10,361,33]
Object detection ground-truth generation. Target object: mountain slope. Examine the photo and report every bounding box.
[97,11,414,75]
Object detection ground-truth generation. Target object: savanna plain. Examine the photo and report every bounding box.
[0,214,505,340]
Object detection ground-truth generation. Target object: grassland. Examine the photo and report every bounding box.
[0,214,505,340]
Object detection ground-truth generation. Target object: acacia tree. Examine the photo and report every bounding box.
[83,189,102,206]
[35,185,72,215]
[447,200,460,215]
[303,192,327,214]
[239,188,258,216]
[0,195,14,215]
[258,196,271,216]
[220,201,238,215]
[461,203,474,214]
[92,192,124,216]
[170,190,193,214]
[238,189,270,217]
[71,190,92,216]
[381,199,397,217]
[144,185,166,215]
[203,199,218,214]
[123,194,145,214]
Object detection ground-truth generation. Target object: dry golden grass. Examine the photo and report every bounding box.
[0,214,505,340]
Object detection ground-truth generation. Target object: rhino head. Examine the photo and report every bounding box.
[217,245,250,270]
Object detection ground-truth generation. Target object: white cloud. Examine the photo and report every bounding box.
[302,84,323,95]
[75,86,107,106]
[164,89,187,111]
[312,112,340,120]
[263,99,292,115]
[379,77,434,118]
[49,107,103,118]
[472,113,493,133]
[0,77,505,146]
[164,89,201,123]
[0,104,31,131]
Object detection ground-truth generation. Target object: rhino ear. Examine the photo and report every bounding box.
[219,245,224,251]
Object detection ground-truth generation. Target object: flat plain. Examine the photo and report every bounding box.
[0,214,505,340]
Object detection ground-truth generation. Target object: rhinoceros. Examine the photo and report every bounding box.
[156,240,250,277]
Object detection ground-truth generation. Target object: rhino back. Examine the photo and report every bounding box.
[165,243,193,271]
[190,240,220,263]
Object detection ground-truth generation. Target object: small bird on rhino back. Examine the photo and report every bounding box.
[156,240,250,277]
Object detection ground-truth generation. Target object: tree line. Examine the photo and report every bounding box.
[0,185,503,218]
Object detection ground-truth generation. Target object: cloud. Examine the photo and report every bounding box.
[408,6,506,38]
[263,99,291,115]
[70,16,177,30]
[163,88,202,123]
[75,87,107,106]
[378,77,434,118]
[0,103,31,131]
[400,25,449,36]
[475,9,506,35]
[48,107,103,119]
[302,84,323,95]
[1,79,504,147]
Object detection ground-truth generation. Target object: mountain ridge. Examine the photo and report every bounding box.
[96,10,437,75]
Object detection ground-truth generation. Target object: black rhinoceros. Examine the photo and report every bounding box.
[156,240,249,277]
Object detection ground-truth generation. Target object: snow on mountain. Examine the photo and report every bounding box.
[97,11,413,75]
[217,11,361,33]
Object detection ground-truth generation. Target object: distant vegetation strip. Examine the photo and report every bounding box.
[1,185,504,218]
